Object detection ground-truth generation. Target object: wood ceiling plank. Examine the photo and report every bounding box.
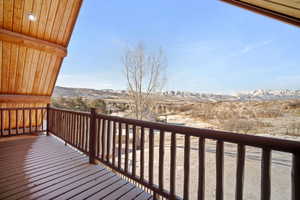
[63,0,83,46]
[37,53,51,94]
[8,43,19,93]
[32,51,46,94]
[29,0,43,37]
[0,41,2,91]
[12,0,24,32]
[50,0,68,43]
[27,49,41,94]
[1,42,11,93]
[15,46,26,94]
[47,57,62,95]
[0,0,3,27]
[41,55,57,95]
[43,0,59,42]
[56,0,76,45]
[21,0,33,35]
[36,0,51,39]
[21,48,33,94]
[3,0,14,31]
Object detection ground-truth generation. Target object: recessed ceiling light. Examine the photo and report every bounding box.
[28,13,37,21]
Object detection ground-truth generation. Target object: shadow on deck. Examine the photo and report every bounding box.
[0,135,152,200]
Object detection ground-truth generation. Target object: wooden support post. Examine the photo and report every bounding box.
[89,108,97,164]
[292,153,300,200]
[46,104,50,136]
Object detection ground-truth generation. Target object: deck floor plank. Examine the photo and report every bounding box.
[0,135,152,200]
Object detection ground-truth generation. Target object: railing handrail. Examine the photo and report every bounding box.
[95,113,300,154]
[49,107,90,116]
[0,106,47,111]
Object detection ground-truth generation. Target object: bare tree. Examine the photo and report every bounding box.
[123,42,167,121]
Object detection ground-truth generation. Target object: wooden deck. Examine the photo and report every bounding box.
[0,135,152,200]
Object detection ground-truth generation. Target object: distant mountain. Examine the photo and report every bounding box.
[234,89,300,101]
[53,86,300,102]
[53,86,127,99]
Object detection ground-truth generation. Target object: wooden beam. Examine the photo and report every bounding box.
[220,0,300,27]
[0,28,67,57]
[0,94,51,104]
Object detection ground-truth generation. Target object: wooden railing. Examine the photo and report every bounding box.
[48,107,91,155]
[0,107,47,137]
[2,106,300,199]
[47,107,300,200]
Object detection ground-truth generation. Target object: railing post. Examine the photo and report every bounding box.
[89,108,97,164]
[292,152,300,200]
[46,104,50,136]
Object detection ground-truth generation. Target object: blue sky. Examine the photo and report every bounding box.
[56,0,300,94]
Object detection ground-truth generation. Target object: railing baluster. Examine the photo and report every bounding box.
[8,110,12,136]
[132,125,137,177]
[89,108,96,164]
[125,123,129,173]
[29,109,32,134]
[236,144,245,200]
[65,112,68,141]
[77,113,80,147]
[97,118,101,157]
[170,132,176,197]
[118,122,122,170]
[60,111,63,137]
[80,114,83,149]
[261,148,271,200]
[68,113,71,142]
[75,114,78,145]
[184,135,190,200]
[80,114,83,147]
[62,111,65,139]
[65,112,68,142]
[71,113,74,144]
[85,115,89,151]
[16,109,18,135]
[35,108,38,132]
[140,127,145,181]
[46,105,49,135]
[112,121,116,167]
[159,130,165,190]
[0,110,3,136]
[23,109,25,134]
[71,113,74,145]
[216,140,224,200]
[107,120,111,162]
[292,153,300,200]
[198,137,205,200]
[149,128,154,185]
[81,114,84,149]
[101,119,106,161]
[71,113,74,143]
[41,108,44,132]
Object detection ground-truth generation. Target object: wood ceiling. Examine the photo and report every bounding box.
[0,0,83,105]
[221,0,300,26]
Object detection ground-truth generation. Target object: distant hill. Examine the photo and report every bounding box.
[53,86,300,102]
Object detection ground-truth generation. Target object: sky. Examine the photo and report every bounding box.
[56,0,300,94]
